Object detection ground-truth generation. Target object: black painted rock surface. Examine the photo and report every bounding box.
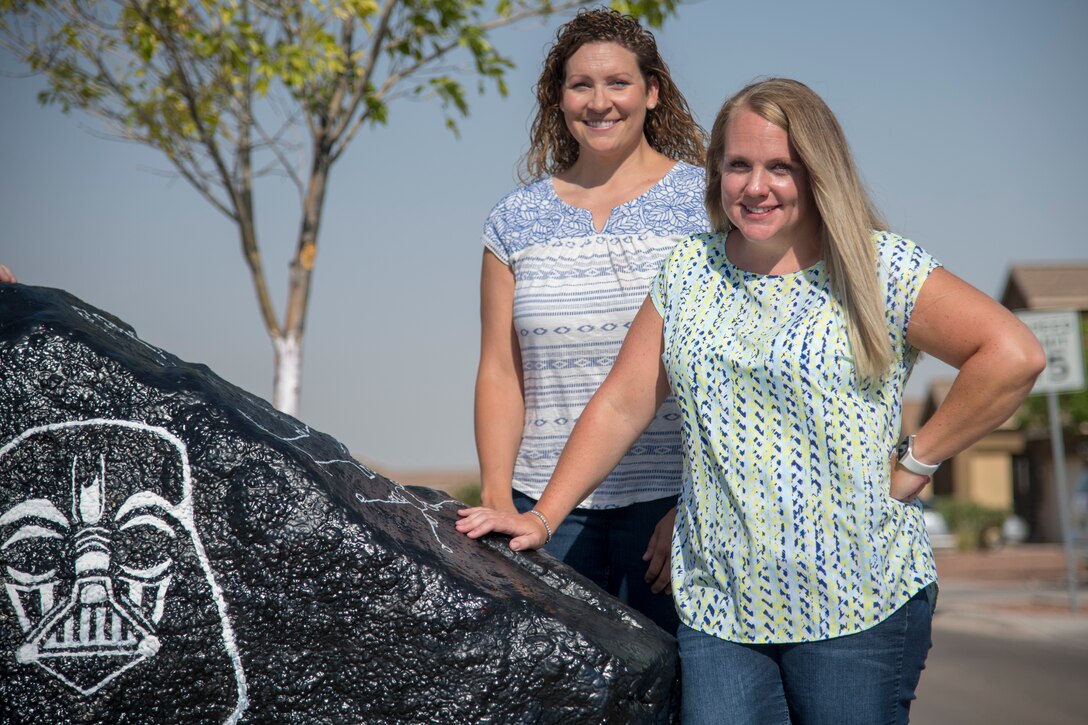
[0,285,677,724]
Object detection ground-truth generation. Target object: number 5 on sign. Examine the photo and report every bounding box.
[1018,310,1085,395]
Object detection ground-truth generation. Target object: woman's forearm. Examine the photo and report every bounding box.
[532,378,667,528]
[533,297,672,528]
[474,368,524,511]
[905,268,1046,466]
[911,335,1043,464]
[457,297,671,550]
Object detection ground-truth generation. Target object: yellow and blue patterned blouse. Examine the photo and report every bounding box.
[650,230,940,644]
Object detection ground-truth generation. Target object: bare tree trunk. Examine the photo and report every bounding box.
[272,332,303,416]
[271,143,331,416]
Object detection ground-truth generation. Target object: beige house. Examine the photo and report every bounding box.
[909,264,1087,542]
[1001,264,1088,312]
[914,379,1025,513]
[1002,264,1088,542]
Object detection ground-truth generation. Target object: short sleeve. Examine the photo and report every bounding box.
[875,232,942,354]
[650,245,673,317]
[482,202,512,264]
[480,179,558,265]
[650,231,714,318]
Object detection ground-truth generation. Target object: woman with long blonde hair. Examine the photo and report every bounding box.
[461,78,1045,723]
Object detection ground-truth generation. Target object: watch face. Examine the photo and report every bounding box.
[896,438,910,461]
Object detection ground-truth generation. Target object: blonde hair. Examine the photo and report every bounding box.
[520,8,705,182]
[705,78,893,379]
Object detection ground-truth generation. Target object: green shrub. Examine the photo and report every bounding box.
[933,496,1009,551]
[452,483,481,508]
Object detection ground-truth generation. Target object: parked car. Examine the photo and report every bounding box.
[921,499,956,550]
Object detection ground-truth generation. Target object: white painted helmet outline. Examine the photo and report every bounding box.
[0,419,248,724]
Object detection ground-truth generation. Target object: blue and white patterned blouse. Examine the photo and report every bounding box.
[483,161,709,508]
[650,230,940,642]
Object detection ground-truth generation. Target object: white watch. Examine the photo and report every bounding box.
[896,435,940,476]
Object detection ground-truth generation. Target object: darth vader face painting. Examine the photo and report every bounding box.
[0,421,247,722]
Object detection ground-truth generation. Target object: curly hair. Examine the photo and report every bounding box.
[705,78,892,379]
[519,8,705,182]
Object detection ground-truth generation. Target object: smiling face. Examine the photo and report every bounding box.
[719,108,821,261]
[559,42,658,163]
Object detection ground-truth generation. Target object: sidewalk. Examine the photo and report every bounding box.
[932,544,1088,650]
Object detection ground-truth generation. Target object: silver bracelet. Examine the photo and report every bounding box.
[527,509,553,544]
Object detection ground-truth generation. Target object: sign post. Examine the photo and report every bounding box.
[1018,310,1085,614]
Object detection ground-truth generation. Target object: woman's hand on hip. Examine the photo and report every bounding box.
[643,506,676,594]
[889,452,931,501]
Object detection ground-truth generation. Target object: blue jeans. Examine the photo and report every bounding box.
[513,490,680,635]
[678,586,935,724]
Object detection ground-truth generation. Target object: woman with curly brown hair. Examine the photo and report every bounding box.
[472,8,706,634]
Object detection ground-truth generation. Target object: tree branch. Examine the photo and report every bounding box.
[357,0,399,99]
[332,0,584,160]
[251,115,305,196]
[130,1,282,338]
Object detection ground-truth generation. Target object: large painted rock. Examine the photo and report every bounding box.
[0,285,677,723]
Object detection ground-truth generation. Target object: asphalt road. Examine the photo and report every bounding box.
[912,627,1088,725]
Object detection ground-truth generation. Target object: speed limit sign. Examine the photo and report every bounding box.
[1018,310,1086,395]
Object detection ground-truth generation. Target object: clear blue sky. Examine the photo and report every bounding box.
[2,0,1085,472]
